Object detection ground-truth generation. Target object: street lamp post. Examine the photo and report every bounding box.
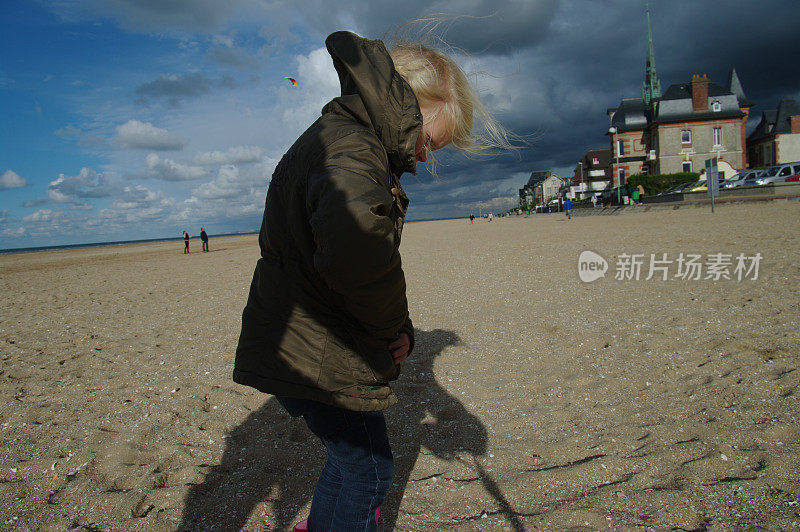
[608,127,620,205]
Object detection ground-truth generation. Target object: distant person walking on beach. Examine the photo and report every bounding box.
[470,214,475,224]
[183,231,190,254]
[564,197,573,219]
[233,30,514,532]
[591,194,597,208]
[200,228,209,252]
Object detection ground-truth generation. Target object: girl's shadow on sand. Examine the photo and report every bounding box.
[180,329,522,531]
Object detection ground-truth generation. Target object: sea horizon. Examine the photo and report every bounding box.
[0,216,466,255]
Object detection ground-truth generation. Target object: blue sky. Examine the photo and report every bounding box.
[1,0,798,250]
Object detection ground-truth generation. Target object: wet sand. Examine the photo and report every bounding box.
[1,200,798,531]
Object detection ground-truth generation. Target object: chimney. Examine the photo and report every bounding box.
[691,74,709,112]
[791,115,800,134]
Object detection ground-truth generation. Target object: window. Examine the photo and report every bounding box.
[681,130,692,144]
[713,127,723,147]
[617,139,624,156]
[682,161,693,172]
[640,166,649,175]
[592,158,599,165]
[712,100,721,112]
[618,168,626,186]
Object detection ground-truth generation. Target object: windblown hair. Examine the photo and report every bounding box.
[389,41,517,157]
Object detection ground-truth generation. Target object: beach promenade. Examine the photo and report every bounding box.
[1,201,798,530]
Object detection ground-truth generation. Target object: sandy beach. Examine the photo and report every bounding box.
[1,200,798,531]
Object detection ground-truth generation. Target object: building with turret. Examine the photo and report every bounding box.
[605,5,752,186]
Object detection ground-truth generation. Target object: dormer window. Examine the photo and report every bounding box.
[592,158,599,165]
[712,100,721,112]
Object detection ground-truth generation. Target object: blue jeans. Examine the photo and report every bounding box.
[277,397,393,532]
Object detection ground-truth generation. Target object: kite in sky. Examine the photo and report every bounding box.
[285,77,297,86]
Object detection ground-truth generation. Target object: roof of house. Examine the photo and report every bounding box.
[748,98,800,141]
[526,171,551,187]
[582,148,612,169]
[654,78,745,123]
[727,68,752,108]
[573,149,612,182]
[608,97,649,133]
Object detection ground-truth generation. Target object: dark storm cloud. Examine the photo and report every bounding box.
[637,1,800,106]
[205,45,260,69]
[415,0,800,198]
[135,73,237,107]
[70,0,244,32]
[286,0,560,52]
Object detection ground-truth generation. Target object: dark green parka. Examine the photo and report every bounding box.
[234,31,421,411]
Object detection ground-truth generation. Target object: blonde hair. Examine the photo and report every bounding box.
[389,41,518,157]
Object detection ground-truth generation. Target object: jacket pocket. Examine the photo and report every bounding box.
[322,330,398,387]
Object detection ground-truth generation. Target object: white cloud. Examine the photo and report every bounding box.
[116,119,186,150]
[192,145,263,165]
[146,153,208,181]
[97,185,177,225]
[22,197,49,207]
[46,168,115,204]
[281,47,340,128]
[0,169,28,189]
[455,195,517,212]
[192,165,243,199]
[191,156,274,201]
[23,209,62,223]
[2,226,26,238]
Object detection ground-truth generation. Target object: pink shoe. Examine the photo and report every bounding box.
[292,507,379,531]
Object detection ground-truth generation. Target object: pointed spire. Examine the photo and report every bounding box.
[643,2,662,106]
[727,68,751,108]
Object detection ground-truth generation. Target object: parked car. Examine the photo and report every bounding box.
[687,179,708,192]
[657,182,693,195]
[723,169,764,188]
[547,198,562,212]
[755,162,800,185]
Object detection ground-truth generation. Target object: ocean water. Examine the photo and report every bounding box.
[0,231,259,256]
[0,216,468,256]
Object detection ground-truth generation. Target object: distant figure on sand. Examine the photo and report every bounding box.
[183,231,190,254]
[200,228,209,252]
[488,212,493,222]
[564,197,573,219]
[470,214,475,224]
[591,195,597,208]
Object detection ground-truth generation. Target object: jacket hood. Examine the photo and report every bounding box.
[325,31,422,175]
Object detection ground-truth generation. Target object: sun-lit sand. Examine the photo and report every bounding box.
[1,200,798,530]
